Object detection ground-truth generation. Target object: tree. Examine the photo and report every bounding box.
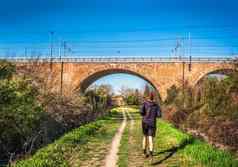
[118,86,143,105]
[0,77,44,160]
[119,86,134,98]
[143,84,151,98]
[96,84,113,97]
[134,89,140,104]
[165,85,179,104]
[85,84,113,111]
[0,60,15,80]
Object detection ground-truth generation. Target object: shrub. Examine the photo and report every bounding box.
[14,119,107,167]
[0,60,16,80]
[164,85,179,105]
[164,71,238,150]
[0,78,44,160]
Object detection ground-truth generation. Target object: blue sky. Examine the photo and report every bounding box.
[0,0,238,58]
[0,0,237,92]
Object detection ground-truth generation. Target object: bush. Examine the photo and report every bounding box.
[14,119,107,167]
[164,85,179,105]
[202,78,232,117]
[0,78,44,160]
[0,60,16,80]
[0,61,111,164]
[164,72,238,150]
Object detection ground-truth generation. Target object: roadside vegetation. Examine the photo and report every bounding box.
[0,60,113,166]
[0,60,45,163]
[14,110,122,167]
[163,61,238,153]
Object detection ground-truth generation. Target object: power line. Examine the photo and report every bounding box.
[0,25,237,34]
[1,44,237,49]
[1,36,238,44]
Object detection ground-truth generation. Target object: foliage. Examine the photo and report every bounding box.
[0,61,110,164]
[143,84,151,98]
[183,139,238,167]
[164,85,179,105]
[14,122,103,167]
[0,77,44,160]
[0,60,16,80]
[157,115,237,167]
[126,94,139,105]
[201,77,233,117]
[164,71,238,150]
[120,87,142,105]
[85,84,112,111]
[14,112,121,167]
[124,89,141,105]
[118,84,160,105]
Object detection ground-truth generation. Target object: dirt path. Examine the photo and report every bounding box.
[126,110,134,131]
[105,109,127,167]
[127,110,149,167]
[69,112,123,167]
[127,111,148,167]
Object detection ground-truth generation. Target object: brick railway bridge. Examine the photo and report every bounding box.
[14,57,234,100]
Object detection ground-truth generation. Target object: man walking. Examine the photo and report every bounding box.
[140,92,162,158]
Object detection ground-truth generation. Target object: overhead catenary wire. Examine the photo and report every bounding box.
[0,27,237,59]
[0,24,237,34]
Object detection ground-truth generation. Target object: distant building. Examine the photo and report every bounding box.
[111,95,125,106]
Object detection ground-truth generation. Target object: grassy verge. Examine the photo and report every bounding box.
[156,118,238,167]
[13,111,123,167]
[118,108,238,167]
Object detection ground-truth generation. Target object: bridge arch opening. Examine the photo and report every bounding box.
[77,69,161,99]
[195,68,235,87]
[193,68,235,104]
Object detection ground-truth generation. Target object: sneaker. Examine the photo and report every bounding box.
[149,151,153,163]
[149,151,153,157]
[143,149,149,158]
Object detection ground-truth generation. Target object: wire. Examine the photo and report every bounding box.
[0,25,237,33]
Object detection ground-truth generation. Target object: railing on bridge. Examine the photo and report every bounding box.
[1,56,236,63]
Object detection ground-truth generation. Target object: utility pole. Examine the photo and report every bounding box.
[60,41,66,96]
[50,31,54,71]
[24,47,27,58]
[180,37,185,108]
[188,32,192,71]
[58,40,61,60]
[182,61,185,108]
[175,37,182,60]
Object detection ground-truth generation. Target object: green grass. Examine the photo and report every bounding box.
[117,108,238,167]
[13,111,122,167]
[13,107,238,167]
[156,119,238,167]
[182,139,238,167]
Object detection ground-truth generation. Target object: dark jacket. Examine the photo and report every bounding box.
[140,100,161,127]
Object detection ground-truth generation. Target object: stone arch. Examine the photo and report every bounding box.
[75,68,161,96]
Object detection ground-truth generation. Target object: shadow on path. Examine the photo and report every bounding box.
[151,137,194,166]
